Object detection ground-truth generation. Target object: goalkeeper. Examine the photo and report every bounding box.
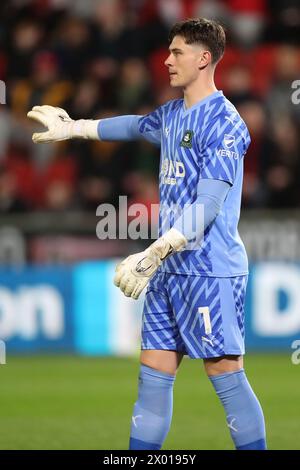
[28,18,267,451]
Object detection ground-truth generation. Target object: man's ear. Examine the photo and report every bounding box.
[198,50,211,70]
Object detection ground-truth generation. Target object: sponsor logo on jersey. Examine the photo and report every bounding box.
[216,148,239,159]
[225,116,235,125]
[161,159,185,185]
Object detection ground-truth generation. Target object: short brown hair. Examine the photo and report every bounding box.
[168,18,226,64]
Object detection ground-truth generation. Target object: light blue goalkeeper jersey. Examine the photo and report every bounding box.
[138,90,251,277]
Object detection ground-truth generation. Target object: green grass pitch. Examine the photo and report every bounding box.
[0,353,298,449]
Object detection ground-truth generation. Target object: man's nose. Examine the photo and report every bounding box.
[164,54,172,67]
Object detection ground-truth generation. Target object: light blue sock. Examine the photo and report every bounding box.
[129,364,175,450]
[209,369,267,450]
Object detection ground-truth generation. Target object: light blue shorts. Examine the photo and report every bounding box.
[141,272,248,359]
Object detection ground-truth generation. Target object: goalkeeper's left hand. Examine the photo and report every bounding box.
[114,228,187,299]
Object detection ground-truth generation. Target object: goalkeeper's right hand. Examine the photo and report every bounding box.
[27,105,99,143]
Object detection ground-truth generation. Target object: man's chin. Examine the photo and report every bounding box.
[169,81,182,88]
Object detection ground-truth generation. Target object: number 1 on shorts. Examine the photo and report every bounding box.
[198,307,212,335]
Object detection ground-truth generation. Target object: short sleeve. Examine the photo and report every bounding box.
[199,114,251,185]
[138,106,163,146]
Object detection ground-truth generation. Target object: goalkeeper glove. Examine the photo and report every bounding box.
[27,105,99,143]
[114,228,187,299]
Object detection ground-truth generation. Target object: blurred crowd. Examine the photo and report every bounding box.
[0,0,300,214]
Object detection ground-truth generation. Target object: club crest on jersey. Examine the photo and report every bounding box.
[224,134,235,148]
[180,130,194,148]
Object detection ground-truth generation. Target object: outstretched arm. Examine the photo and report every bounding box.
[27,105,161,145]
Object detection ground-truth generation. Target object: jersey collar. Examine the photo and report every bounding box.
[183,90,223,114]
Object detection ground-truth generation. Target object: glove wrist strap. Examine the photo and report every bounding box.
[71,120,100,140]
[151,228,187,260]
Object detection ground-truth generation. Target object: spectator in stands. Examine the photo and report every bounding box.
[262,116,300,208]
[0,166,28,212]
[266,44,300,123]
[237,98,269,207]
[6,19,44,80]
